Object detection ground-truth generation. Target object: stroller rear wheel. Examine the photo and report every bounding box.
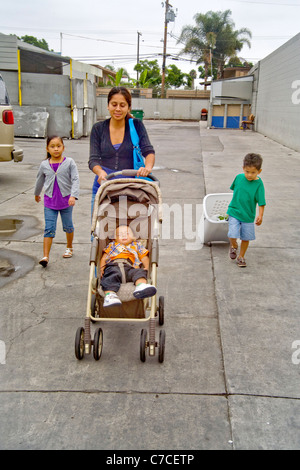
[140,329,147,362]
[75,327,85,360]
[93,328,103,361]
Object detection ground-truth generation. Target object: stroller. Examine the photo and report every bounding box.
[75,170,165,363]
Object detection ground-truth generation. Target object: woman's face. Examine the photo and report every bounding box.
[108,93,130,121]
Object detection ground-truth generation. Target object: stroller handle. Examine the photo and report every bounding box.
[106,169,159,183]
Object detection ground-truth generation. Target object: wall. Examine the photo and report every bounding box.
[209,76,253,128]
[211,76,253,104]
[255,33,300,151]
[96,96,210,121]
[1,70,96,138]
[0,33,18,71]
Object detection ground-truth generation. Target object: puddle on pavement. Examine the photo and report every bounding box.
[0,218,23,235]
[0,216,42,288]
[0,215,41,240]
[0,249,35,289]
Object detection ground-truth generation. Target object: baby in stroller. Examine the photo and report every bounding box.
[100,225,157,308]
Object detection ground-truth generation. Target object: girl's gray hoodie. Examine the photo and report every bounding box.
[34,157,80,199]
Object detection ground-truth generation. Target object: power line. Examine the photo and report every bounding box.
[62,32,136,47]
[230,0,300,5]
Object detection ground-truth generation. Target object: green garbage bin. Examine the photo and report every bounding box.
[131,109,144,120]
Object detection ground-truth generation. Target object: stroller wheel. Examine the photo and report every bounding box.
[158,329,166,363]
[140,329,147,362]
[93,328,103,361]
[75,327,85,360]
[158,296,164,325]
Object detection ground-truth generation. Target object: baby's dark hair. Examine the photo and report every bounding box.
[46,135,64,159]
[243,153,263,170]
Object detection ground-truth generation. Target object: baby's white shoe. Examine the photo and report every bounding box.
[133,283,157,299]
[103,292,122,308]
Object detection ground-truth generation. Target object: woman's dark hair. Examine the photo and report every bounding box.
[243,153,263,170]
[107,86,132,108]
[46,135,64,159]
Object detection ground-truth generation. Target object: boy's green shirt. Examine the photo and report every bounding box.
[228,173,266,223]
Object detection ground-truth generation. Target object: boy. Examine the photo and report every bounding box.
[100,225,156,307]
[228,153,266,267]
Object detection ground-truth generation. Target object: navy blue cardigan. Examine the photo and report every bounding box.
[89,118,155,172]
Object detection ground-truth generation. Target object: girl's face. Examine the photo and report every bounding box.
[243,166,262,181]
[108,93,130,121]
[47,138,64,160]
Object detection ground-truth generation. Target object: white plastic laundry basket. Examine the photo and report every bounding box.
[198,193,232,244]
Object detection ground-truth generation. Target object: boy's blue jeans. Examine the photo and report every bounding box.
[227,215,255,241]
[44,206,74,238]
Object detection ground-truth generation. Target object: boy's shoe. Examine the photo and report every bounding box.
[237,257,247,267]
[133,283,157,299]
[229,246,237,260]
[103,292,122,308]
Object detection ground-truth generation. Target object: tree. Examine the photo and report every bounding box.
[106,67,132,87]
[134,60,162,90]
[132,59,195,94]
[186,69,197,89]
[178,10,252,80]
[19,35,51,51]
[165,64,186,89]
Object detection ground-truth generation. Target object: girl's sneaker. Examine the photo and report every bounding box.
[103,292,122,308]
[133,283,157,299]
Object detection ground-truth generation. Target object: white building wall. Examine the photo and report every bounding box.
[96,96,210,121]
[255,33,300,151]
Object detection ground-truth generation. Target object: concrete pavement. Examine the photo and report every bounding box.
[0,120,299,450]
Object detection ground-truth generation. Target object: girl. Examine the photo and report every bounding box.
[34,136,80,267]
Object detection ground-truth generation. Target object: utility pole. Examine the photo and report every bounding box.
[161,1,169,99]
[136,31,142,87]
[161,1,176,98]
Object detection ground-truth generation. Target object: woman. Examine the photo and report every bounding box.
[89,86,155,209]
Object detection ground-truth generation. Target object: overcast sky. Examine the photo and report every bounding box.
[1,0,300,87]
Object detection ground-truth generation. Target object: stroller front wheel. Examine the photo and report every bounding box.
[93,328,103,361]
[158,329,166,363]
[140,329,147,362]
[75,327,85,360]
[158,296,164,325]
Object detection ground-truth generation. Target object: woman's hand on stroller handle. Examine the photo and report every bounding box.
[96,168,108,183]
[106,170,158,182]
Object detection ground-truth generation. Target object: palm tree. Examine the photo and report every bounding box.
[214,23,252,77]
[178,10,252,80]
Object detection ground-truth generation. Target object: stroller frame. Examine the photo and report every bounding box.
[75,170,165,363]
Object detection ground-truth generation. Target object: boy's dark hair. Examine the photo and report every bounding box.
[243,153,263,170]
